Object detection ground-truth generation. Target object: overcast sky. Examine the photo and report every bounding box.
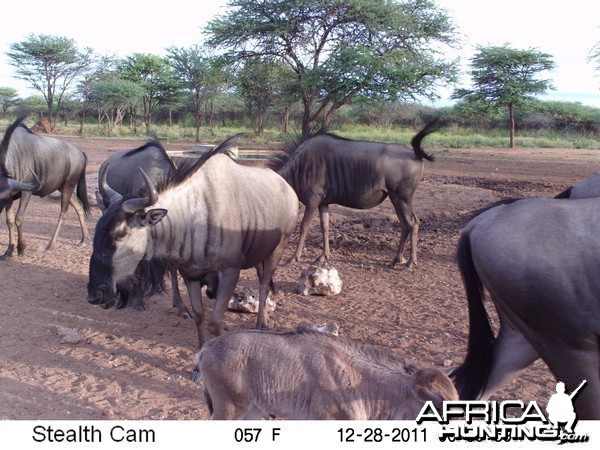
[1,0,599,106]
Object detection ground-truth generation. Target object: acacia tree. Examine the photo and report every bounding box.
[0,87,20,119]
[166,45,226,142]
[76,55,117,134]
[207,0,457,137]
[6,34,94,129]
[453,44,555,148]
[118,53,179,134]
[235,58,289,135]
[92,79,144,135]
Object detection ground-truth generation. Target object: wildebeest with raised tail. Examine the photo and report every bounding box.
[270,121,439,268]
[88,136,298,347]
[0,116,91,258]
[451,196,600,419]
[94,138,217,317]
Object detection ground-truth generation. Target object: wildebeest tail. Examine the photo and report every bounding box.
[76,154,92,217]
[0,115,28,167]
[450,231,496,400]
[411,120,441,162]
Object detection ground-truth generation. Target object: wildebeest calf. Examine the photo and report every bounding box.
[194,329,458,420]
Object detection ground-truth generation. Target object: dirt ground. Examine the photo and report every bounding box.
[0,135,598,420]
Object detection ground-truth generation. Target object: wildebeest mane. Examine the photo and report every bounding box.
[158,134,239,192]
[0,115,29,175]
[268,125,323,172]
[122,134,176,170]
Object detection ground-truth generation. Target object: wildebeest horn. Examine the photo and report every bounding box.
[99,164,123,206]
[122,168,159,213]
[7,168,41,192]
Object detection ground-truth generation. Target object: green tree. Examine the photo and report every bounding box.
[453,44,555,148]
[6,34,94,129]
[75,55,118,134]
[118,53,179,134]
[235,58,286,135]
[207,0,457,137]
[92,79,145,135]
[166,45,226,142]
[0,87,21,119]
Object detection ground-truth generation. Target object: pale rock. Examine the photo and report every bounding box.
[228,288,276,314]
[299,264,343,296]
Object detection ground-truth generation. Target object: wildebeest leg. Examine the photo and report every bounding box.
[46,183,79,252]
[184,279,209,347]
[46,185,77,251]
[285,201,319,266]
[256,235,291,330]
[389,195,419,268]
[68,195,89,245]
[1,200,17,259]
[170,269,189,318]
[316,204,330,263]
[207,268,240,337]
[479,322,539,400]
[14,192,33,256]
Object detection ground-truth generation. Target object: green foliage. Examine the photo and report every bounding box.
[453,44,555,147]
[6,34,94,127]
[207,0,457,135]
[454,44,555,108]
[117,53,179,133]
[166,45,228,141]
[0,87,20,117]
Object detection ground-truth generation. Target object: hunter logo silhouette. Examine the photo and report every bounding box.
[546,380,587,434]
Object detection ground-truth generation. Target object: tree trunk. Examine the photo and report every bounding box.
[281,107,290,134]
[508,103,515,148]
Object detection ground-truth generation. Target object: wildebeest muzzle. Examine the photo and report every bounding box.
[87,283,116,309]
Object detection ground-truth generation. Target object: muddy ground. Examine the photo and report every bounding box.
[0,135,598,420]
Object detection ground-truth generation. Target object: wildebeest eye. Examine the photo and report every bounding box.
[112,228,128,242]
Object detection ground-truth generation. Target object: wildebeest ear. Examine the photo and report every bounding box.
[140,208,168,227]
[411,368,459,410]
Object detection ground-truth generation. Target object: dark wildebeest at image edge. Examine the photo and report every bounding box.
[0,116,91,258]
[87,137,298,347]
[270,121,439,269]
[450,195,600,419]
[94,138,217,317]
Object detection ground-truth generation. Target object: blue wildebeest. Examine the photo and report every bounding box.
[0,116,91,258]
[270,122,439,269]
[451,196,600,419]
[87,137,299,346]
[554,173,600,199]
[194,328,458,419]
[94,139,216,317]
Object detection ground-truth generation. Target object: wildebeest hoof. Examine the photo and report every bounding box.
[259,319,274,331]
[282,257,298,268]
